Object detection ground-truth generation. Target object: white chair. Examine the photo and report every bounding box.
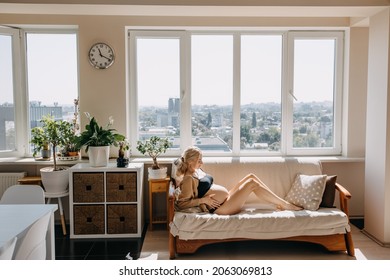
[0,185,45,204]
[45,190,68,235]
[0,237,17,260]
[14,212,51,260]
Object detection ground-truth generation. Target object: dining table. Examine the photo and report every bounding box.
[0,204,58,260]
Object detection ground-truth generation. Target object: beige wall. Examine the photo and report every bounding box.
[365,8,390,244]
[0,11,370,218]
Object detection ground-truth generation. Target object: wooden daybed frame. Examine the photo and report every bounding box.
[168,183,355,259]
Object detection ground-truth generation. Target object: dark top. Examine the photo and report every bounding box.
[197,174,213,198]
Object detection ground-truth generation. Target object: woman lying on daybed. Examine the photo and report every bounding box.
[174,146,302,215]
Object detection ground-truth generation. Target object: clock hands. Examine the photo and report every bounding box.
[97,48,112,61]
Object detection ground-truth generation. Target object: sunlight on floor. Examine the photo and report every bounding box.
[354,249,368,260]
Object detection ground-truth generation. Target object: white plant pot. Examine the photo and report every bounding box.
[88,146,110,167]
[148,167,168,180]
[40,166,69,194]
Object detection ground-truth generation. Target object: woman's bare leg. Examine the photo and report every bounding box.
[215,177,302,215]
[231,173,300,210]
[214,179,258,215]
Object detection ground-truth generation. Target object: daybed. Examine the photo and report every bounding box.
[168,158,355,259]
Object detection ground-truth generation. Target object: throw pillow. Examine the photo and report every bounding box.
[285,174,327,210]
[320,175,337,208]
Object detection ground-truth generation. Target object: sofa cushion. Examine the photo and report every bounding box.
[285,174,327,210]
[320,175,337,208]
[202,158,323,204]
[170,208,350,240]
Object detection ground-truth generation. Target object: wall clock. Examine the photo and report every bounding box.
[88,42,115,69]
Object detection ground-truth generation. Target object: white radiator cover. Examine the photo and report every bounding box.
[0,172,27,198]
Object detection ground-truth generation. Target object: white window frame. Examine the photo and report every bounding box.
[0,26,26,157]
[128,30,187,156]
[0,26,79,158]
[286,31,343,156]
[128,29,344,157]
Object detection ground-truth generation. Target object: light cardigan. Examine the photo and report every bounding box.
[176,175,202,210]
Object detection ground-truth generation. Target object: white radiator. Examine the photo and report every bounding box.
[0,172,27,199]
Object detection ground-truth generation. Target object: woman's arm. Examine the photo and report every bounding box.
[176,175,203,209]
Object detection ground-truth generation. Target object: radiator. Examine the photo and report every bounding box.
[0,172,27,198]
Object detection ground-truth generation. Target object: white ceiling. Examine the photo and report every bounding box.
[0,3,388,27]
[0,3,387,17]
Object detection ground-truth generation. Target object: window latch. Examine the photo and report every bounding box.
[289,90,298,101]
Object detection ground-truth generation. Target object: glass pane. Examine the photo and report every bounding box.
[136,38,180,148]
[293,39,335,148]
[0,34,15,151]
[191,35,233,152]
[27,33,78,128]
[240,35,282,152]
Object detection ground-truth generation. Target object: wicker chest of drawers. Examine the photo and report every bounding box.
[69,163,144,238]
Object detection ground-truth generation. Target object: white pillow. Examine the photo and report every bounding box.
[285,174,327,210]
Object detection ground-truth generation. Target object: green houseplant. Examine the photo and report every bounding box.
[30,126,51,159]
[76,112,125,167]
[136,136,171,179]
[30,114,75,194]
[30,115,74,169]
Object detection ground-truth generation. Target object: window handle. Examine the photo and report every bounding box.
[289,90,298,101]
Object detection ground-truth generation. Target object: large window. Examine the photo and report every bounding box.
[0,28,19,153]
[129,30,343,156]
[191,34,234,152]
[0,27,79,157]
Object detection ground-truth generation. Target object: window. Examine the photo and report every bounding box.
[0,27,22,155]
[191,34,233,152]
[0,27,79,157]
[240,35,283,153]
[129,30,343,156]
[287,32,343,155]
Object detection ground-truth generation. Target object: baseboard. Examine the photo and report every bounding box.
[361,229,390,248]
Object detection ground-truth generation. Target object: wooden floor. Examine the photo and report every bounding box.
[140,223,390,260]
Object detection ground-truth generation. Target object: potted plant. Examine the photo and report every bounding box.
[30,115,74,194]
[30,126,51,159]
[59,98,81,159]
[117,138,130,168]
[75,112,125,167]
[136,136,171,179]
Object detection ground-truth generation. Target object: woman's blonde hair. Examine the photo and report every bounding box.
[175,146,202,177]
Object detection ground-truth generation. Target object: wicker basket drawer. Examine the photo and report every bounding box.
[106,172,137,202]
[73,172,104,203]
[107,204,137,234]
[73,205,105,235]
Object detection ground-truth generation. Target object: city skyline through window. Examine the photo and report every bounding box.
[130,30,343,155]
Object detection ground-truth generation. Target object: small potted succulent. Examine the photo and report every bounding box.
[75,112,125,167]
[136,136,171,179]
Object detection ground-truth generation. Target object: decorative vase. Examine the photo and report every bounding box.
[148,166,168,180]
[40,166,69,194]
[117,157,129,168]
[88,146,110,167]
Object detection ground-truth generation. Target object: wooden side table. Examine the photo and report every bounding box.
[18,176,42,187]
[148,177,170,230]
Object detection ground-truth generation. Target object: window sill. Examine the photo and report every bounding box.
[0,155,364,166]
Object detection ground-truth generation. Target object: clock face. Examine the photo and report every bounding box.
[88,43,115,69]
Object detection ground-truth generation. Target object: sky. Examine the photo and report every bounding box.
[1,31,335,108]
[136,34,336,108]
[0,32,78,106]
